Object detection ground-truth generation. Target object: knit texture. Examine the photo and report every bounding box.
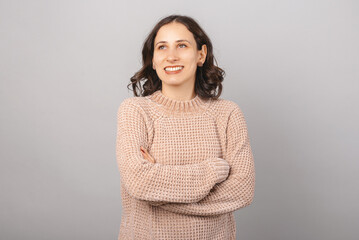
[116,89,255,240]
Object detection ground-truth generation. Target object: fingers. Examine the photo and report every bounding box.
[142,147,155,163]
[140,146,156,163]
[141,151,153,162]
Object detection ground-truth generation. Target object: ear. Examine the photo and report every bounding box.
[152,62,156,70]
[198,44,207,66]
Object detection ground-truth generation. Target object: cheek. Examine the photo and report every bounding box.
[183,55,198,67]
[181,51,196,59]
[182,53,198,65]
[153,52,164,63]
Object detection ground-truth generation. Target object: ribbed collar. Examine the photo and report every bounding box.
[148,89,211,116]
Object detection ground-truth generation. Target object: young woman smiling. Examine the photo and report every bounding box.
[116,14,255,240]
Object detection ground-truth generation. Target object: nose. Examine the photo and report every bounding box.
[166,47,179,62]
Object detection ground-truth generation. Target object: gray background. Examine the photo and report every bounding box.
[1,0,358,239]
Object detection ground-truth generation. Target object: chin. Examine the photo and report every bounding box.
[162,80,184,87]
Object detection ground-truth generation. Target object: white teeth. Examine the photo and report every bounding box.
[165,66,184,71]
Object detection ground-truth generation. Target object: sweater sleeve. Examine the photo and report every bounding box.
[148,105,255,216]
[116,99,222,204]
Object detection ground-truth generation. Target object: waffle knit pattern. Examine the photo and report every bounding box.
[116,90,255,240]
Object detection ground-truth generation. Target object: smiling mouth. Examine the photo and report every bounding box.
[164,66,184,75]
[164,66,184,72]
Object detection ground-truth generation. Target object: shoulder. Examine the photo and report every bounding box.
[208,97,243,117]
[117,96,156,123]
[209,99,251,142]
[117,96,143,117]
[118,96,149,111]
[206,97,249,133]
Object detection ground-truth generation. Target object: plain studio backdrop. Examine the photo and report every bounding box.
[0,0,358,239]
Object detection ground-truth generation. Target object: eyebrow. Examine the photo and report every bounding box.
[155,39,191,46]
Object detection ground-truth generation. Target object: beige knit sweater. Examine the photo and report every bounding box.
[116,89,255,240]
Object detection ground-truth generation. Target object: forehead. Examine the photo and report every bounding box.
[154,22,195,44]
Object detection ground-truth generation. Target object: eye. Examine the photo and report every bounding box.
[157,44,187,50]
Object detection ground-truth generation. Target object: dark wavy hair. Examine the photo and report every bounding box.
[127,14,225,100]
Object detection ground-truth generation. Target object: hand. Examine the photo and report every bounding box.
[140,146,156,163]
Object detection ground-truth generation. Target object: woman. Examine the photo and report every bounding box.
[116,14,255,240]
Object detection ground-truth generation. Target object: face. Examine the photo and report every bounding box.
[152,22,207,87]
